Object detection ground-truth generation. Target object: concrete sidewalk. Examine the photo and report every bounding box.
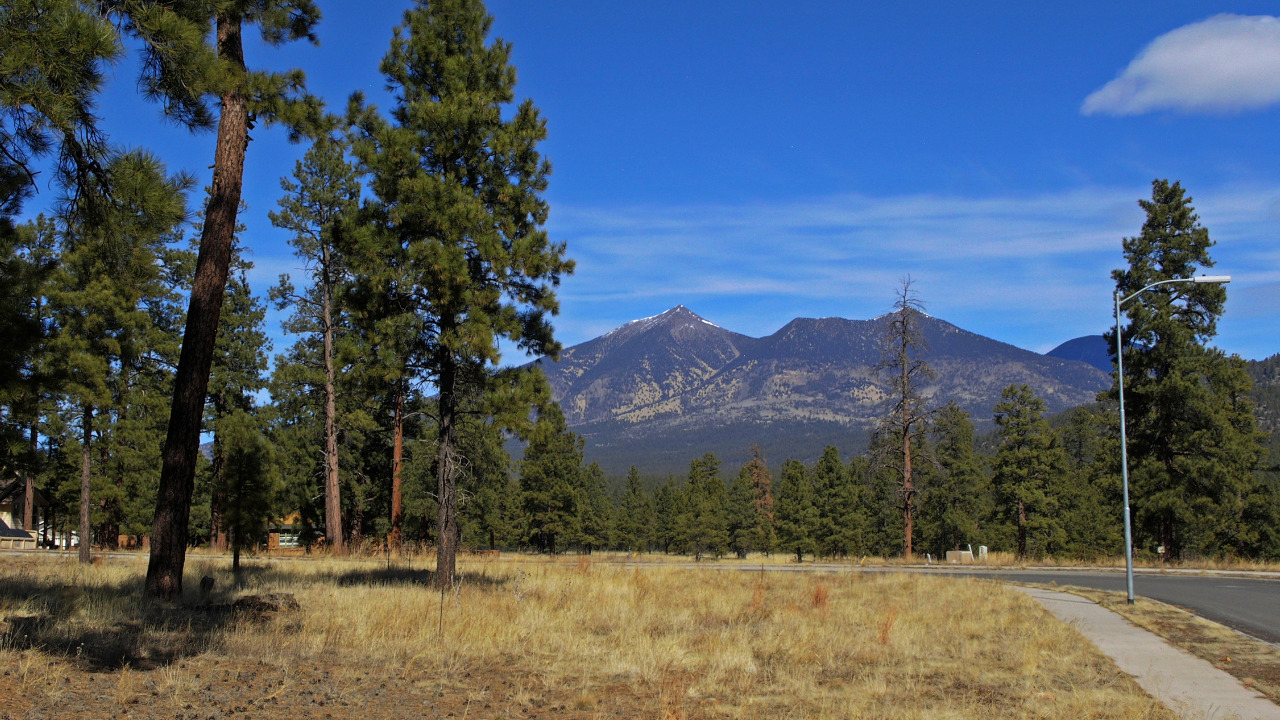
[1016,586,1280,720]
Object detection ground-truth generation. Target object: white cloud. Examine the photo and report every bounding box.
[550,185,1280,359]
[1083,14,1280,116]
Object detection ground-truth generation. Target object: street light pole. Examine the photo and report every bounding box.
[1114,274,1230,605]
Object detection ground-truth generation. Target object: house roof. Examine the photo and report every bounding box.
[0,479,50,508]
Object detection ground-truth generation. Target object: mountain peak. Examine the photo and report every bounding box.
[615,305,720,335]
[660,304,717,324]
[539,308,1111,474]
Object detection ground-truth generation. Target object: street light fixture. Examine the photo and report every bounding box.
[1114,274,1230,604]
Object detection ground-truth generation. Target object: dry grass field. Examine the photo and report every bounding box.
[0,553,1177,719]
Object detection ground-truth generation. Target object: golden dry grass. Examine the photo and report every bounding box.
[0,554,1179,719]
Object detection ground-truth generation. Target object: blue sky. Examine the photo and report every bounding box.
[33,2,1280,361]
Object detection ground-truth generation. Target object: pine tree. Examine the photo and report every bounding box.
[218,409,279,572]
[0,213,61,549]
[1108,180,1269,559]
[270,136,361,553]
[206,242,269,551]
[653,477,684,554]
[811,446,857,558]
[727,462,754,559]
[1057,405,1123,559]
[775,458,818,562]
[268,327,379,551]
[575,462,613,553]
[348,0,571,587]
[455,415,518,551]
[992,384,1067,558]
[48,151,189,562]
[616,466,655,552]
[846,455,876,556]
[520,403,582,554]
[919,404,989,556]
[865,427,919,556]
[677,453,729,560]
[0,0,121,210]
[0,216,55,483]
[729,445,776,557]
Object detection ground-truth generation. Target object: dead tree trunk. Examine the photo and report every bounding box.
[901,387,914,559]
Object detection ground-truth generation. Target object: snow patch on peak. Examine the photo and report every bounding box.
[614,306,720,333]
[598,305,727,340]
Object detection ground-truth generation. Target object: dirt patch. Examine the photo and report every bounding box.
[0,656,662,720]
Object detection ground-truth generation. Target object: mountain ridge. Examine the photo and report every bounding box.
[534,306,1111,475]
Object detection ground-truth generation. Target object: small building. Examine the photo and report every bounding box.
[0,479,50,550]
[268,513,304,550]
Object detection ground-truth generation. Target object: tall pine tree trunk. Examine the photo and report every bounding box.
[147,14,248,599]
[388,380,404,554]
[321,255,343,553]
[434,351,460,589]
[79,405,92,564]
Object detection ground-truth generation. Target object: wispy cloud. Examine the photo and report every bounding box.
[1082,14,1280,116]
[243,185,1278,361]
[550,185,1280,359]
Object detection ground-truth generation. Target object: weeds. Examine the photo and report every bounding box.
[810,582,830,608]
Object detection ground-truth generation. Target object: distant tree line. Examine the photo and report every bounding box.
[445,379,1277,562]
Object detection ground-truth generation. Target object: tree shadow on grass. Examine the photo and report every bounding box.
[0,574,244,671]
[326,565,510,589]
[0,556,510,672]
[0,567,286,672]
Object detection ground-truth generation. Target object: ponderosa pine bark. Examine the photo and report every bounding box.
[146,15,248,599]
[321,245,342,552]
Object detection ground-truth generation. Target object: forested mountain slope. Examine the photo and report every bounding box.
[536,306,1110,474]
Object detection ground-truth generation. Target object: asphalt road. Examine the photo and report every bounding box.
[916,568,1280,645]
